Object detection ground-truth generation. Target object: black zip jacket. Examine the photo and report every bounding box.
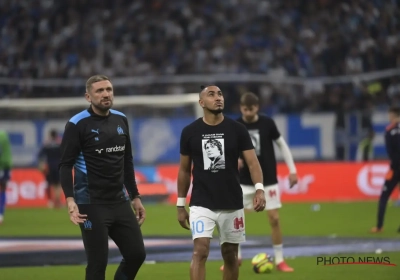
[59,106,139,204]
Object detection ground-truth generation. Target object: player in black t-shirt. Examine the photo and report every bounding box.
[177,85,266,280]
[227,92,297,272]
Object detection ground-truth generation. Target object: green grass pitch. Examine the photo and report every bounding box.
[1,253,399,280]
[0,201,399,279]
[1,201,399,238]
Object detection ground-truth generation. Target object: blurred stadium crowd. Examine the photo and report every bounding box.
[0,0,399,114]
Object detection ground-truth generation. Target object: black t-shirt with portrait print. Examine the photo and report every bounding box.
[237,114,281,186]
[180,117,255,210]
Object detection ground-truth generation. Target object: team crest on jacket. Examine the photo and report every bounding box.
[117,125,124,135]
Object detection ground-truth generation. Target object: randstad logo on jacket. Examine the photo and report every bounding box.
[106,145,125,153]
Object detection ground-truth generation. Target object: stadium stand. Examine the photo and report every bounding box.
[0,0,399,114]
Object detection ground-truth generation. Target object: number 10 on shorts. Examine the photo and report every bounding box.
[191,220,205,235]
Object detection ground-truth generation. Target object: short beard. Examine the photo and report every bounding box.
[208,108,223,115]
[92,101,113,113]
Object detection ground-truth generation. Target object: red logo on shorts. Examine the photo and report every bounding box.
[233,217,244,230]
[269,189,277,198]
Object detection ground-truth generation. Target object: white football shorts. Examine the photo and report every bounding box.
[242,184,282,211]
[189,206,246,245]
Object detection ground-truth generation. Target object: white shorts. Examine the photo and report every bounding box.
[189,206,246,245]
[242,184,282,211]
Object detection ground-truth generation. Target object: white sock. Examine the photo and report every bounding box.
[238,243,242,259]
[273,244,284,264]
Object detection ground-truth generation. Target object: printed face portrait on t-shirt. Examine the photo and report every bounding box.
[202,138,225,171]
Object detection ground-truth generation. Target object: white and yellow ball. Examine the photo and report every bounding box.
[253,259,274,274]
[251,253,268,265]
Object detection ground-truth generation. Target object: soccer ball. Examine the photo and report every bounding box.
[251,252,274,265]
[253,259,274,274]
[251,253,267,265]
[251,253,274,274]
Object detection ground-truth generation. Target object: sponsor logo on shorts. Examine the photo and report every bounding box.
[269,189,277,198]
[231,217,245,233]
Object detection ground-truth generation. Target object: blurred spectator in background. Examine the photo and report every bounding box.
[356,101,375,161]
[38,129,62,209]
[334,100,351,161]
[0,130,12,225]
[0,0,398,117]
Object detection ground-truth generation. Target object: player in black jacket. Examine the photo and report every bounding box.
[38,129,62,208]
[59,75,146,280]
[371,106,400,234]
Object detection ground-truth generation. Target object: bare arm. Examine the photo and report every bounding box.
[242,149,265,212]
[177,154,192,199]
[242,149,263,185]
[177,154,191,230]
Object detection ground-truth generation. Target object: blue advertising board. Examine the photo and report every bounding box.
[0,112,390,167]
